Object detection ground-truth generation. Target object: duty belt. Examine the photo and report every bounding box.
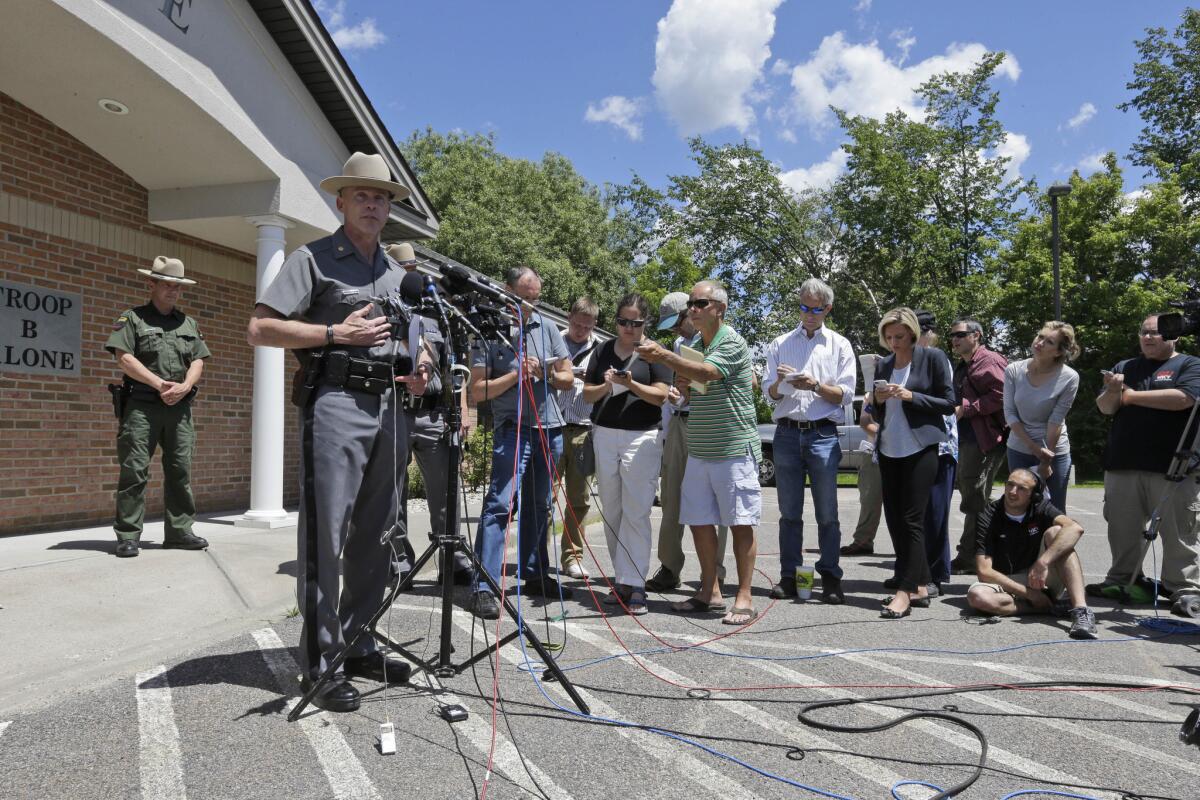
[402,393,440,412]
[313,350,395,396]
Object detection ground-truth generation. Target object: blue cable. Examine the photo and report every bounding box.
[891,781,943,799]
[1137,534,1200,634]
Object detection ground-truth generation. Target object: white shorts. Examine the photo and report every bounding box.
[679,452,762,527]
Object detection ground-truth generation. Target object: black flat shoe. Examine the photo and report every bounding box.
[345,652,412,685]
[880,606,912,619]
[300,678,361,713]
[162,533,208,550]
[881,595,930,608]
[115,540,139,558]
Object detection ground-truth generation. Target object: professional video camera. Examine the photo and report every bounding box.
[1160,295,1200,341]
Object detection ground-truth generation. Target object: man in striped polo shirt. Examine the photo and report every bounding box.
[638,281,762,626]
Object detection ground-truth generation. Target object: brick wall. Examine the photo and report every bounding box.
[0,92,299,535]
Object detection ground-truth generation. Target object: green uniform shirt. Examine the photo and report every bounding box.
[105,304,211,389]
[686,324,761,462]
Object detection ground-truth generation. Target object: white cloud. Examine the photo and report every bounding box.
[890,28,916,65]
[1076,150,1108,175]
[779,148,849,193]
[788,33,1020,131]
[314,1,386,51]
[771,58,792,76]
[854,0,873,13]
[778,128,797,143]
[653,0,785,136]
[995,131,1031,178]
[1066,102,1097,130]
[584,95,646,140]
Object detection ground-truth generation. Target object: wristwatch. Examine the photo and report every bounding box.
[325,324,335,346]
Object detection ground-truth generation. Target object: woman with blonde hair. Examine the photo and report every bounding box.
[1003,321,1080,511]
[872,307,956,618]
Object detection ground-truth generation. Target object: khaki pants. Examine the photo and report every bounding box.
[851,456,882,546]
[1102,470,1200,598]
[558,424,592,569]
[657,416,728,581]
[954,441,1007,559]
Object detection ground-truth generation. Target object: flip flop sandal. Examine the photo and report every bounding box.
[670,597,727,614]
[721,607,758,625]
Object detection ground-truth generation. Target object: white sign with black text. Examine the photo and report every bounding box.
[0,280,83,376]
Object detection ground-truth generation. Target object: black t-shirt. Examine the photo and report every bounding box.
[586,339,672,431]
[976,497,1063,575]
[1103,353,1200,473]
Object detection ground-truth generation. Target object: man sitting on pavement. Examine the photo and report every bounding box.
[967,468,1098,639]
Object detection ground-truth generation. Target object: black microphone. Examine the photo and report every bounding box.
[400,270,426,305]
[438,263,518,307]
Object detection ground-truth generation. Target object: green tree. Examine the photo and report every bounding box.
[1119,9,1200,204]
[630,238,706,336]
[401,128,634,312]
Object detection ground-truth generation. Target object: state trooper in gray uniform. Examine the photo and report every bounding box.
[248,153,434,714]
[384,243,473,585]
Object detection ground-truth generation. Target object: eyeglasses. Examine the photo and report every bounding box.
[948,331,973,339]
[1139,329,1161,337]
[615,317,646,328]
[799,304,827,315]
[686,298,714,310]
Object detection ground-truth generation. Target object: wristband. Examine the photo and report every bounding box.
[325,324,334,346]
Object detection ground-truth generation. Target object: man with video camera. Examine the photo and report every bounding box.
[468,265,575,620]
[1090,312,1200,619]
[247,153,434,712]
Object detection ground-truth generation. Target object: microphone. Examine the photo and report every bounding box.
[438,263,521,308]
[400,270,426,305]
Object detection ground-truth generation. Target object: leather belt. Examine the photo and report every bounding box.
[315,351,395,396]
[777,417,834,431]
[672,409,689,419]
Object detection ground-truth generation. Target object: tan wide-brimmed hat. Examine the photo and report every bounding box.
[137,256,196,285]
[319,152,410,201]
[384,242,431,268]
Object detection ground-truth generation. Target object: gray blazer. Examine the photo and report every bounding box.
[874,346,956,451]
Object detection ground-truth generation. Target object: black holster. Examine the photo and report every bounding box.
[107,383,131,420]
[291,353,323,408]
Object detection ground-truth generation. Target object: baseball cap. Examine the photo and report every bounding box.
[657,292,690,330]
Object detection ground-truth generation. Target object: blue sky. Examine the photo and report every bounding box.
[315,1,1193,197]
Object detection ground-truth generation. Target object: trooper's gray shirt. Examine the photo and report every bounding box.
[257,226,413,682]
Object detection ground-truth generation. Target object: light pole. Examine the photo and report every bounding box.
[1048,183,1072,320]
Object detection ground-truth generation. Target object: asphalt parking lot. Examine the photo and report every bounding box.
[1,486,1198,800]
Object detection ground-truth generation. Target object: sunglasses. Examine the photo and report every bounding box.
[686,298,714,310]
[948,331,973,339]
[615,317,646,328]
[799,304,827,315]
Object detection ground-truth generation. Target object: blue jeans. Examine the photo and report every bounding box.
[1008,449,1071,511]
[773,423,843,580]
[474,422,563,593]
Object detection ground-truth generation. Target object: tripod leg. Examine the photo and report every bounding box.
[466,549,591,715]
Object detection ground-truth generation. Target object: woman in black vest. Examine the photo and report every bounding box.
[872,307,956,618]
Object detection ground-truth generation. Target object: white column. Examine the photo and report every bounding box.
[240,215,294,528]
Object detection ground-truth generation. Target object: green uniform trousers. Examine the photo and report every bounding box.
[115,398,196,541]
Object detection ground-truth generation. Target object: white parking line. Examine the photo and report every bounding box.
[250,629,382,800]
[410,665,576,800]
[0,720,10,739]
[977,662,1187,722]
[450,616,759,800]
[562,624,928,798]
[135,665,187,800]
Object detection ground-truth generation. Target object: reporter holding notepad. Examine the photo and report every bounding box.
[582,293,672,615]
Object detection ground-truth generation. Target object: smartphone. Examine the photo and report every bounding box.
[1100,369,1113,377]
[873,379,888,391]
[613,369,629,377]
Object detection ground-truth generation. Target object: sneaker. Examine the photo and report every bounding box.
[1067,607,1098,639]
[926,582,941,599]
[523,574,574,599]
[1172,595,1200,619]
[471,590,500,620]
[645,566,680,592]
[564,562,591,580]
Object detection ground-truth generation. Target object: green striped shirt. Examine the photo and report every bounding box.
[686,324,761,462]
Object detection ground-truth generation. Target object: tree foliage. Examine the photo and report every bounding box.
[1119,9,1200,204]
[401,128,634,312]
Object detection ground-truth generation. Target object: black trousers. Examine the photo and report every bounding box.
[879,445,939,593]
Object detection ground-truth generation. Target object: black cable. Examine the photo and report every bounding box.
[797,680,1200,800]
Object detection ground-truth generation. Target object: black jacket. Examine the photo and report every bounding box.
[874,346,956,452]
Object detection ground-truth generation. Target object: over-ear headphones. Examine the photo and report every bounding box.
[1028,470,1046,508]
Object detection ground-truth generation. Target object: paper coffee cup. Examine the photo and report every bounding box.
[795,566,814,601]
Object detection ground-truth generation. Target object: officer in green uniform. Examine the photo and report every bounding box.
[105,256,211,558]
